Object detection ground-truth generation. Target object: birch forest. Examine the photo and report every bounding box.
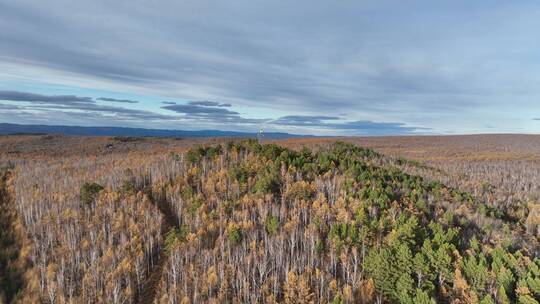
[1,135,540,304]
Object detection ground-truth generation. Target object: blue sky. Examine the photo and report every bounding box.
[0,0,539,135]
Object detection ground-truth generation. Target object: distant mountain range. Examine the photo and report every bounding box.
[0,123,310,139]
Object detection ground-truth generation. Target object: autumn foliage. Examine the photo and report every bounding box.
[2,135,540,303]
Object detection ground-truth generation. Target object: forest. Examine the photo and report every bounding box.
[1,135,540,304]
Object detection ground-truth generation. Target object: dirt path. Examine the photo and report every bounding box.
[136,190,179,304]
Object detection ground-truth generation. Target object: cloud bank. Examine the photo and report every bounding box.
[1,1,539,134]
[0,90,423,134]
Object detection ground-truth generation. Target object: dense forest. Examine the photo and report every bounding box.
[1,137,540,303]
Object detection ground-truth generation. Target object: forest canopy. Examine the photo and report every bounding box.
[1,137,539,304]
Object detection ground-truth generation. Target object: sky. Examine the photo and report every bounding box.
[1,0,540,135]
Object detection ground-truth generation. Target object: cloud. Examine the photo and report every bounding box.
[188,101,231,107]
[162,101,177,105]
[97,97,139,104]
[161,103,239,117]
[0,90,429,134]
[0,90,269,128]
[331,120,422,135]
[271,115,423,135]
[0,90,178,121]
[534,118,540,121]
[0,103,23,110]
[272,115,342,126]
[161,99,275,126]
[161,101,267,125]
[28,104,174,120]
[0,90,93,105]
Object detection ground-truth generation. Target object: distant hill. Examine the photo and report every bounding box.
[0,123,310,139]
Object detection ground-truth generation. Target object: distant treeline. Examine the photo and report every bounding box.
[0,123,310,139]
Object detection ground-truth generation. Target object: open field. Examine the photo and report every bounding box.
[1,134,540,303]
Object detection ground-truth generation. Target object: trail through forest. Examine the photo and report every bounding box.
[136,191,178,304]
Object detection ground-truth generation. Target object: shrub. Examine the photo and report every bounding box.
[186,146,204,164]
[121,179,136,195]
[253,173,281,195]
[229,165,250,184]
[80,182,103,206]
[315,239,326,254]
[265,215,280,235]
[228,227,243,245]
[188,198,203,215]
[186,145,223,164]
[205,145,222,159]
[164,225,189,255]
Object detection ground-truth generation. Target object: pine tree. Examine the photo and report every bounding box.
[462,253,488,295]
[365,247,395,301]
[412,289,436,304]
[497,285,511,304]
